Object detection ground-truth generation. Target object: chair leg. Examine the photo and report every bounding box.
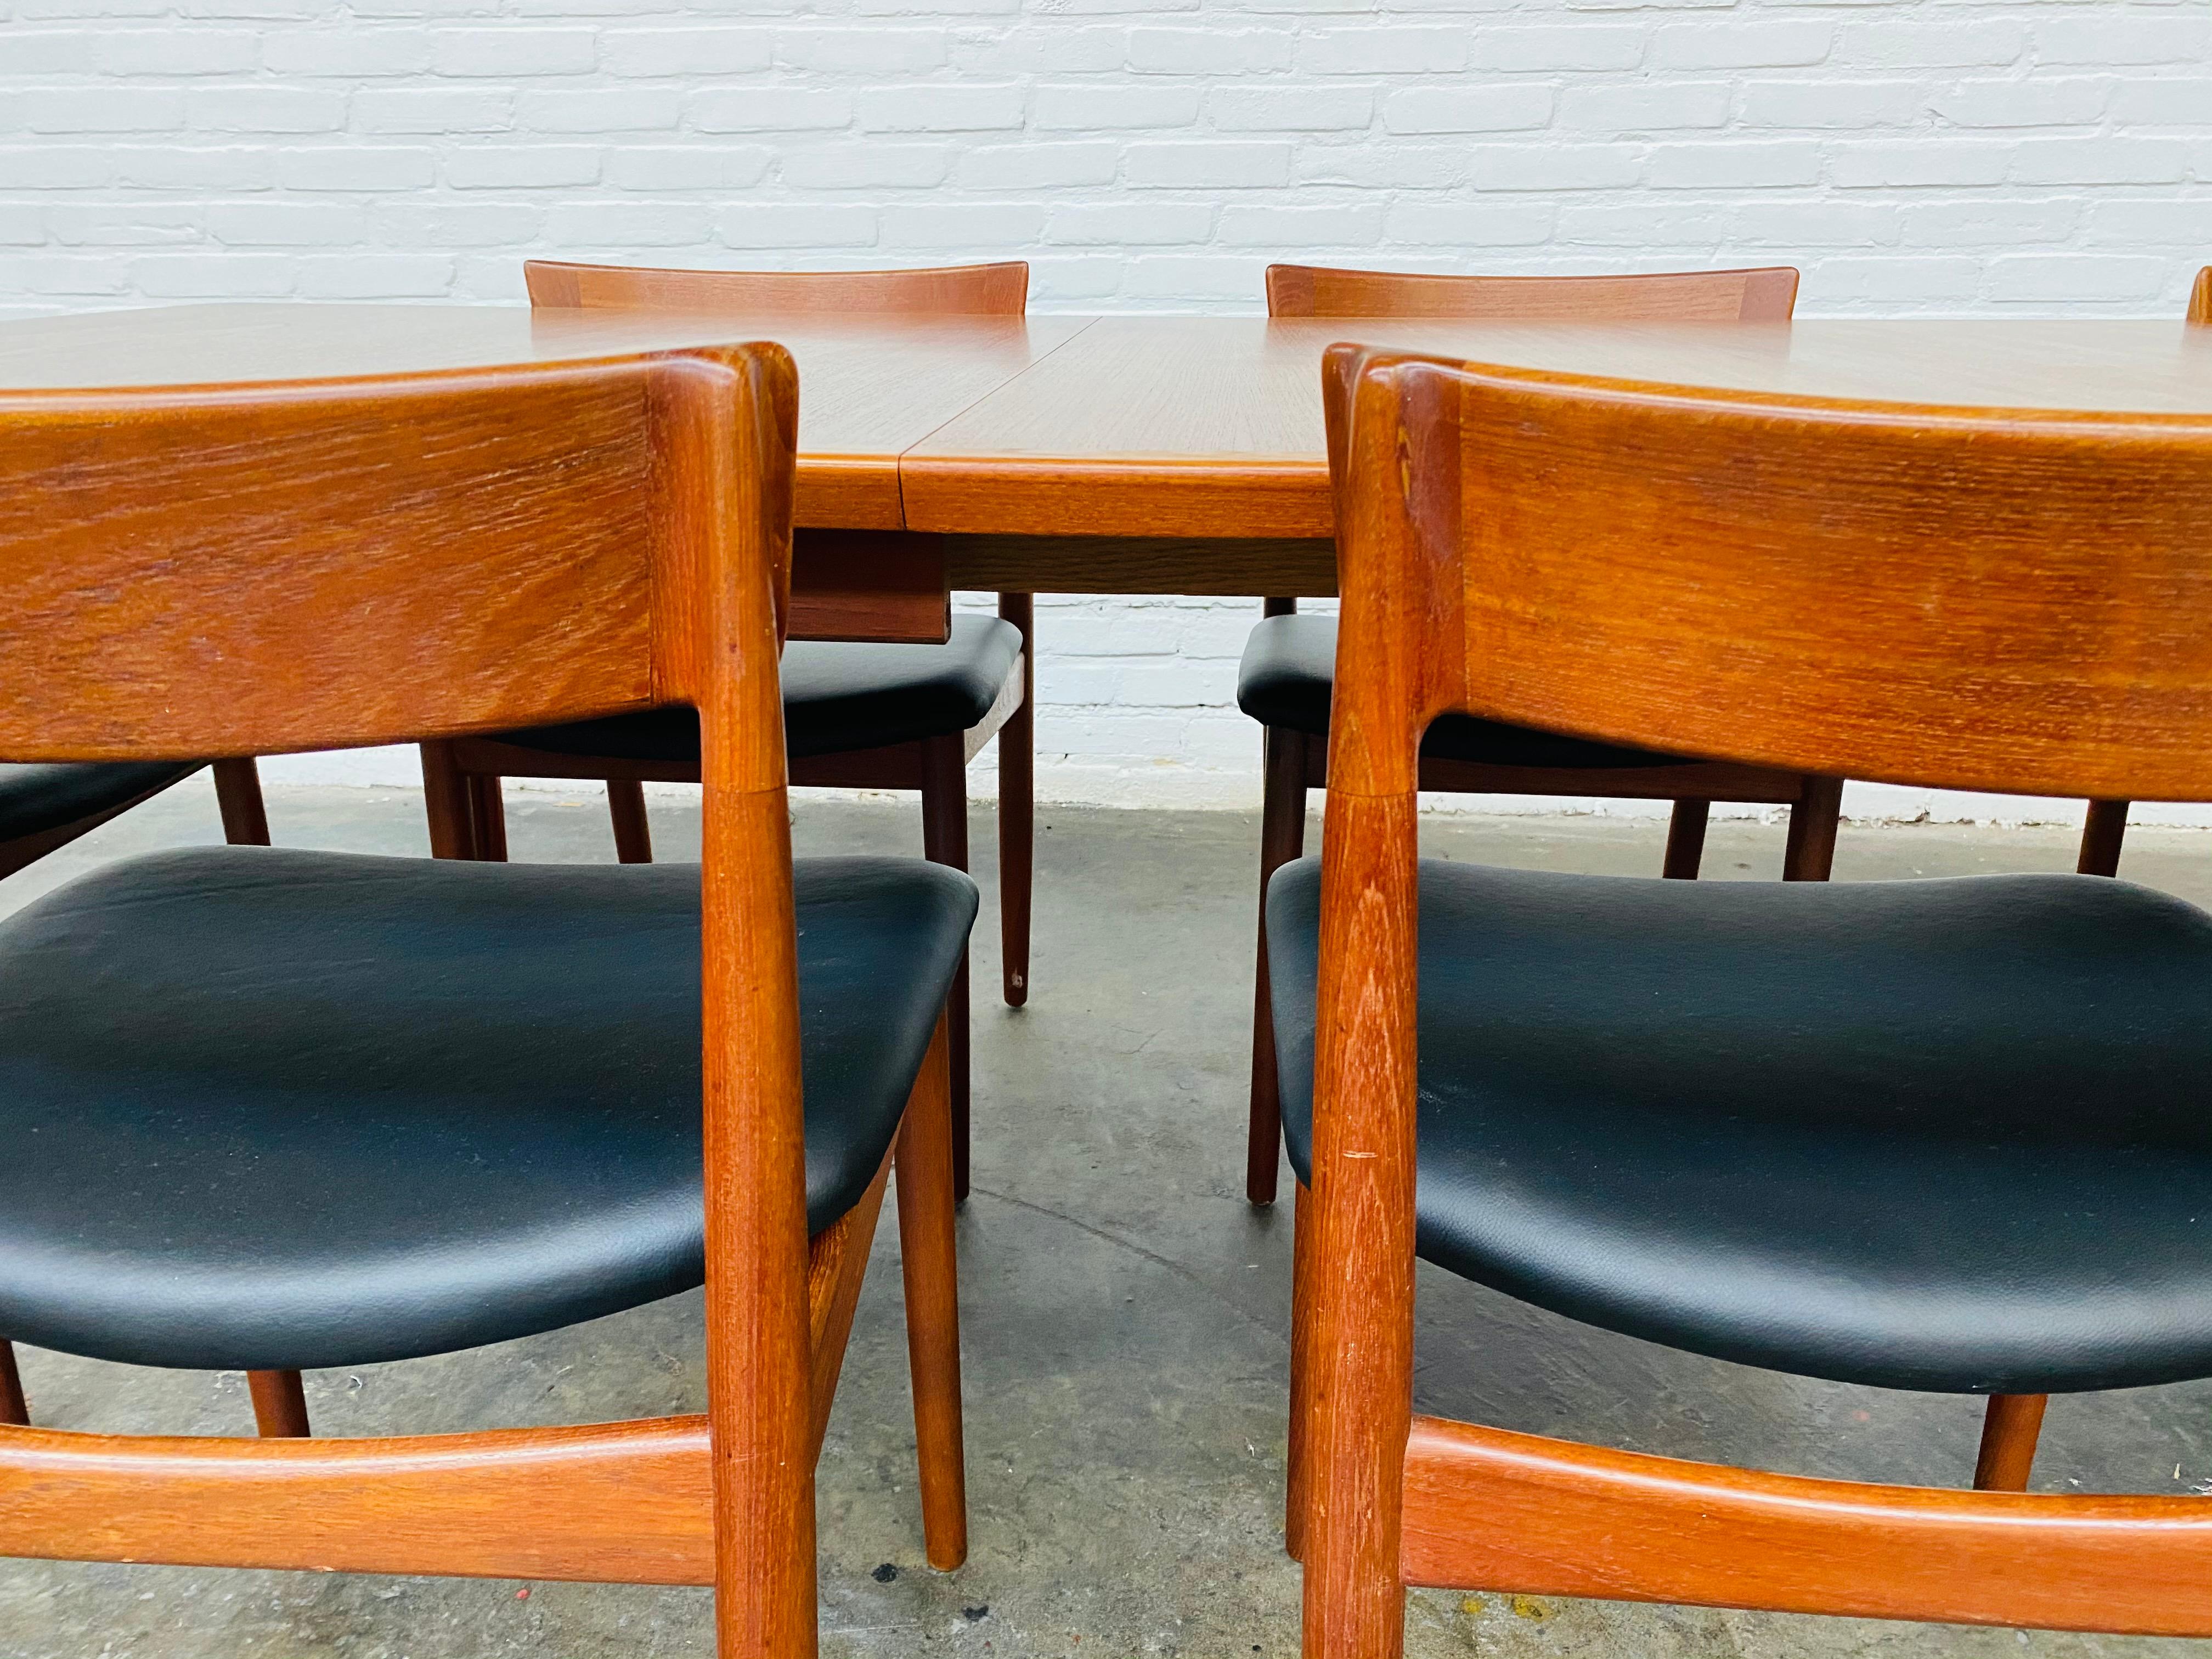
[895,1012,967,1570]
[607,779,654,865]
[469,774,509,862]
[0,1342,27,1426]
[1973,1393,2048,1491]
[212,765,311,1449]
[1248,726,1309,1207]
[420,742,479,861]
[996,592,1034,1009]
[1781,775,1844,882]
[919,734,972,1205]
[1662,798,1709,879]
[248,1369,311,1438]
[2078,799,2129,877]
[211,758,270,847]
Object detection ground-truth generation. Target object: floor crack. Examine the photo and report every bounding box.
[963,1185,1289,1351]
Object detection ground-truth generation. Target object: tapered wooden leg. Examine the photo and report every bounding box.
[702,785,817,1658]
[919,735,972,1205]
[996,592,1034,1009]
[1248,725,1310,1207]
[1973,1393,2049,1492]
[1662,798,1709,879]
[0,1343,27,1427]
[470,774,509,862]
[608,779,654,865]
[1304,789,1420,1659]
[1285,1176,1314,1561]
[2079,800,2129,877]
[248,1370,310,1438]
[895,1013,967,1570]
[211,758,270,847]
[420,742,479,861]
[1781,775,1844,882]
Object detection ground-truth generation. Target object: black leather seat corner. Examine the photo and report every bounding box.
[495,614,1024,765]
[0,846,976,1374]
[0,761,198,844]
[1238,612,1687,771]
[1267,856,2212,1397]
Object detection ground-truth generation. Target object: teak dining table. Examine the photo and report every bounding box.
[4,304,2210,642]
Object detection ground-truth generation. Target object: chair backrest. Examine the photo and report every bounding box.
[526,259,1029,317]
[1268,263,1798,321]
[1323,345,2212,806]
[0,346,795,775]
[2192,265,2211,326]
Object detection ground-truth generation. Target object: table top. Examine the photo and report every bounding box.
[904,317,2212,538]
[2,306,2208,538]
[0,303,1090,530]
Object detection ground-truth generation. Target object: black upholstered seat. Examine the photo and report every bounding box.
[1268,857,2212,1396]
[0,762,198,844]
[0,847,974,1374]
[495,614,1024,765]
[1238,613,1687,771]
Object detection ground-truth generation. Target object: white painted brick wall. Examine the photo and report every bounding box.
[2,0,2208,828]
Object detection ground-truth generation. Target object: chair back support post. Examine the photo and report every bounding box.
[665,347,828,1656]
[1299,346,1466,1655]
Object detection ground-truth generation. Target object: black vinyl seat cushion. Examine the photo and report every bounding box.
[1268,857,2212,1396]
[1239,613,1690,771]
[0,762,198,844]
[0,847,975,1373]
[493,614,1024,766]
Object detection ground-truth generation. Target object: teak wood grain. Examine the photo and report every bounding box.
[1425,368,2212,801]
[1297,339,2212,1655]
[898,317,2212,542]
[0,361,675,759]
[0,344,969,1657]
[787,528,950,644]
[5,307,2212,581]
[527,257,1029,317]
[1266,263,1799,320]
[0,302,1086,535]
[1398,1417,2212,1636]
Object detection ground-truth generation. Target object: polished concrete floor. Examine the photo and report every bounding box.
[3,776,2211,1657]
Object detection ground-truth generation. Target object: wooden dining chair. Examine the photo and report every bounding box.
[1278,340,2212,1653]
[1241,263,1827,1206]
[2072,262,2212,881]
[422,258,1039,1204]
[0,758,267,882]
[0,341,968,1654]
